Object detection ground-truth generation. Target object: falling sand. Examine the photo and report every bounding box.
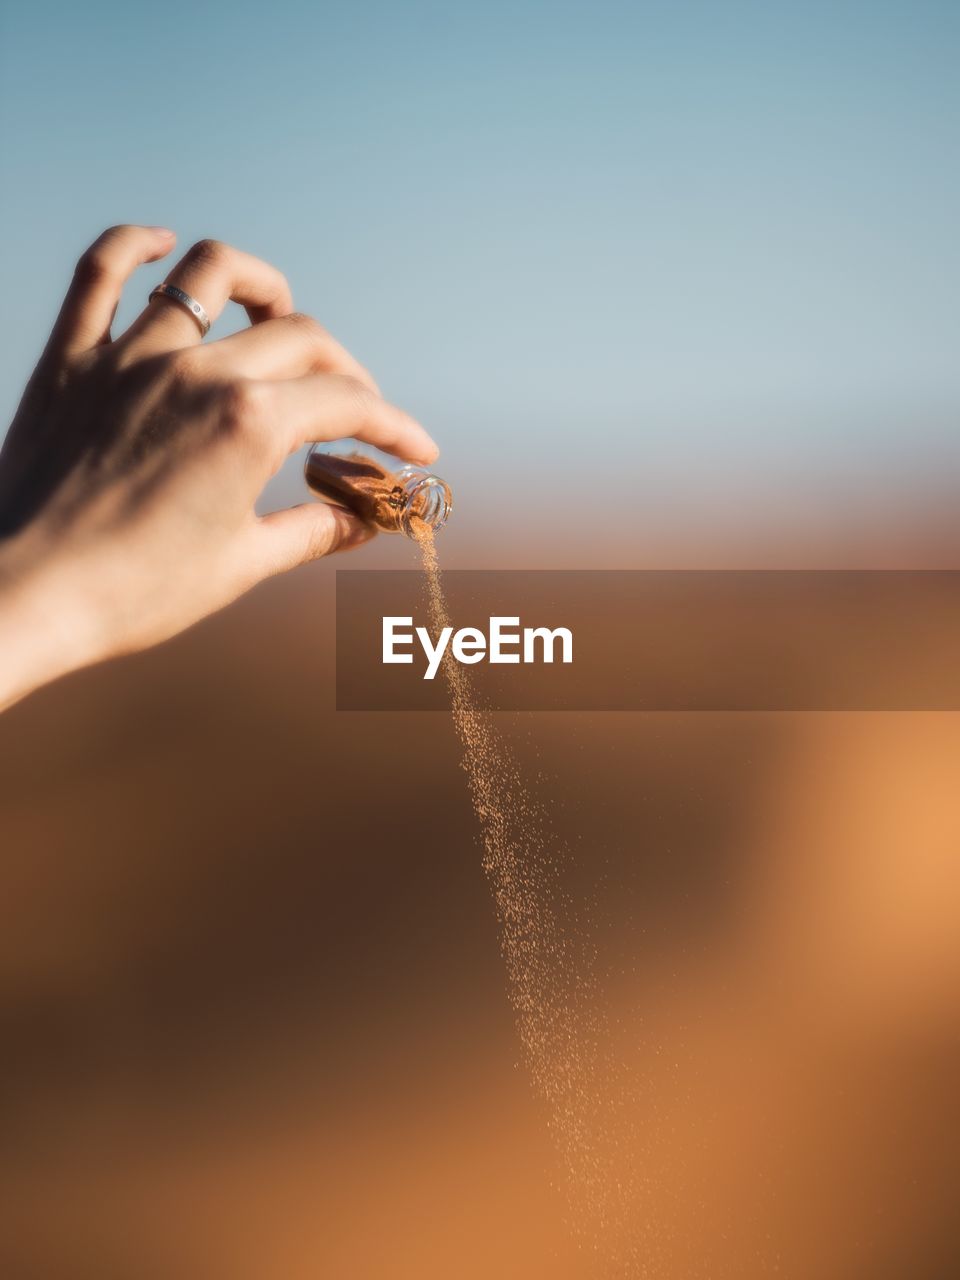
[412,524,645,1273]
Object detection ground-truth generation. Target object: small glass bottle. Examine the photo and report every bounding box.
[304,444,452,537]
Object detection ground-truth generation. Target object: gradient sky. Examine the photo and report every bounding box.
[1,0,958,558]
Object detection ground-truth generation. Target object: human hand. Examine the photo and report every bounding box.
[0,224,438,710]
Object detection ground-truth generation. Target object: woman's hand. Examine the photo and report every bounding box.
[0,224,438,710]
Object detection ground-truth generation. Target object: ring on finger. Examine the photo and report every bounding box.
[148,282,212,337]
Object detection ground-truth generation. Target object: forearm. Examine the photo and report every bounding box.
[0,537,97,711]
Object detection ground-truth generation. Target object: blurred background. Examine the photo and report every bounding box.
[1,1,958,1275]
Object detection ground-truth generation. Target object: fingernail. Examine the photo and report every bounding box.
[150,226,175,237]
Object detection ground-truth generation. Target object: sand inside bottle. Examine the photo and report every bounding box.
[305,451,434,533]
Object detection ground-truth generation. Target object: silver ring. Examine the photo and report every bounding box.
[148,282,211,337]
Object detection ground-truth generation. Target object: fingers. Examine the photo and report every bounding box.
[254,503,376,576]
[50,225,176,359]
[121,239,293,355]
[203,313,379,391]
[262,374,439,465]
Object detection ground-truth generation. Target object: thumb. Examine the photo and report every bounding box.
[255,503,376,575]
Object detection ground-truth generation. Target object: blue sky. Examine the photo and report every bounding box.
[1,1,958,550]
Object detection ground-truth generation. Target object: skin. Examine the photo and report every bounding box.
[0,224,438,711]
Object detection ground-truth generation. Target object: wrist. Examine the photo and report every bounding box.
[0,533,104,711]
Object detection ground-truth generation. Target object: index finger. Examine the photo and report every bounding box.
[262,374,439,466]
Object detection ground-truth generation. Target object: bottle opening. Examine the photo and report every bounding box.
[398,467,453,537]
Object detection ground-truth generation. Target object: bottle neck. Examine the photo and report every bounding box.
[395,466,453,537]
